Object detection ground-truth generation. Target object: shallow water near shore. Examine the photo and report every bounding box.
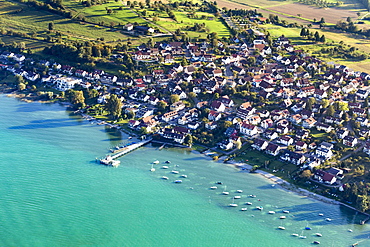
[1,95,370,247]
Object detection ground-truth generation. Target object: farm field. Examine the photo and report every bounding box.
[0,0,130,42]
[261,24,370,73]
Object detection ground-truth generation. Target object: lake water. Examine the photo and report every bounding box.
[0,94,369,247]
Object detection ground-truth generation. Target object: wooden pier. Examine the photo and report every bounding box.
[110,138,152,159]
[99,138,152,166]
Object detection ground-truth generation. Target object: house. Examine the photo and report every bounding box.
[260,118,274,129]
[343,136,357,147]
[263,129,278,141]
[252,138,268,151]
[303,157,322,170]
[265,143,281,156]
[302,117,317,128]
[208,110,222,121]
[278,135,294,146]
[239,123,258,137]
[337,129,349,139]
[218,96,234,107]
[206,121,217,130]
[296,129,309,139]
[316,146,333,160]
[170,101,186,111]
[219,140,234,150]
[314,170,337,185]
[316,123,333,133]
[210,101,226,112]
[363,141,370,156]
[162,111,179,122]
[295,141,307,151]
[55,77,81,91]
[136,108,154,118]
[280,151,306,165]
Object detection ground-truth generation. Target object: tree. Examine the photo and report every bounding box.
[66,90,85,109]
[157,101,167,111]
[326,105,335,116]
[18,82,26,91]
[307,97,316,110]
[170,94,180,103]
[320,34,326,43]
[184,134,193,146]
[48,22,54,31]
[321,99,330,108]
[299,169,312,180]
[357,195,369,212]
[314,31,320,42]
[188,92,196,98]
[106,94,123,119]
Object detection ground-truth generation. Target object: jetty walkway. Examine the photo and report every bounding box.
[110,138,152,160]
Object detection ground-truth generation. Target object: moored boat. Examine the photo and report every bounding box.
[172,170,179,174]
[174,180,182,183]
[313,241,320,244]
[162,166,169,169]
[222,185,229,195]
[241,208,247,211]
[249,195,256,198]
[315,233,322,237]
[234,196,241,199]
[236,190,243,193]
[278,226,285,230]
[153,160,159,164]
[210,186,217,190]
[280,216,286,219]
[291,233,299,237]
[162,176,169,180]
[268,211,275,214]
[256,206,263,210]
[325,218,332,222]
[283,210,290,214]
[180,174,188,178]
[229,198,238,207]
[245,202,252,205]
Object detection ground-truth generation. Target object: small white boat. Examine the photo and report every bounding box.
[241,208,248,211]
[162,166,169,169]
[278,226,285,230]
[150,164,155,172]
[325,218,332,222]
[210,186,217,190]
[172,170,179,174]
[291,233,299,237]
[348,229,353,232]
[162,176,169,180]
[280,216,286,219]
[165,160,171,164]
[299,235,307,239]
[222,185,229,195]
[153,160,159,164]
[216,181,223,185]
[313,241,320,244]
[249,195,256,198]
[256,206,263,210]
[229,198,238,207]
[318,213,324,216]
[234,196,241,199]
[245,202,252,205]
[174,180,182,183]
[236,190,243,193]
[180,174,188,178]
[283,210,290,214]
[315,233,322,237]
[268,211,276,214]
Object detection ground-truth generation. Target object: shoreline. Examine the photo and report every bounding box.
[228,161,370,220]
[3,90,370,220]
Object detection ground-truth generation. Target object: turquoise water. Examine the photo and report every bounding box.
[0,95,369,247]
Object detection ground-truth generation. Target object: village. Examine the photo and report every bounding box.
[2,14,370,200]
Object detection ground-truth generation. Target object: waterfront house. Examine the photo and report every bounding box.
[252,138,268,151]
[314,170,337,185]
[239,123,258,137]
[265,143,281,156]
